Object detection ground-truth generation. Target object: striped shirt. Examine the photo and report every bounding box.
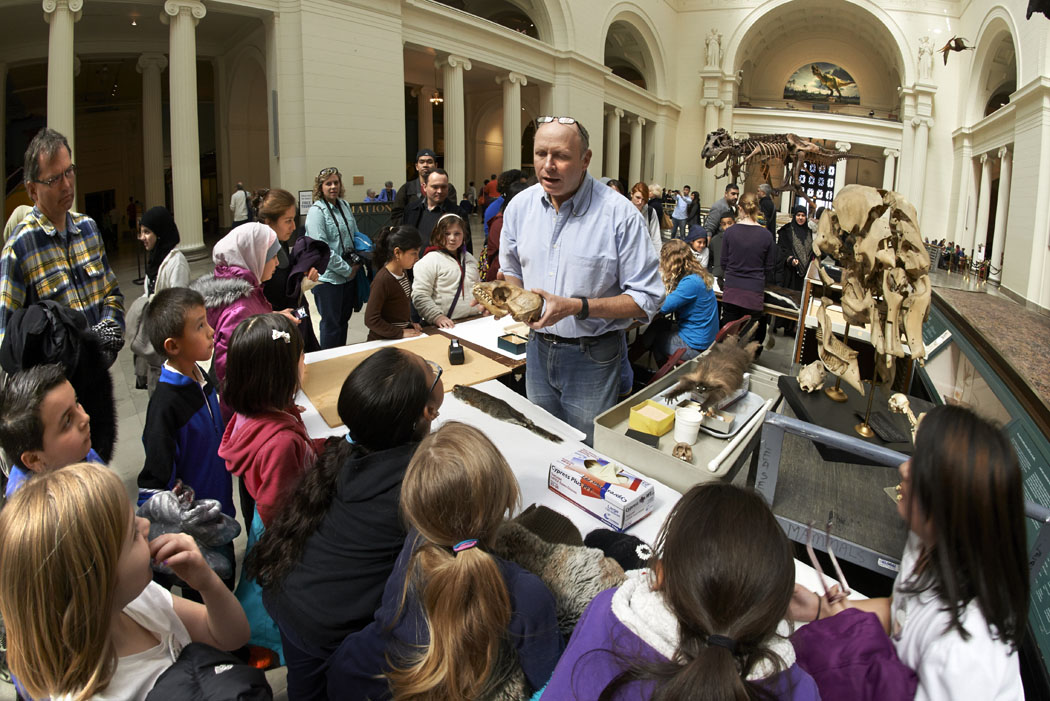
[392,271,412,328]
[0,207,124,347]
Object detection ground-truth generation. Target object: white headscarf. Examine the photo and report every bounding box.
[212,223,279,282]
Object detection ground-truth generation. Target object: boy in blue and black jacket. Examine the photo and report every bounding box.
[138,287,234,518]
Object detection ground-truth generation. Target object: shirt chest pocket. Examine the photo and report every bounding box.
[83,258,105,279]
[36,266,71,299]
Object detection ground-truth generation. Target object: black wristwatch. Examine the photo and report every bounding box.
[575,297,590,321]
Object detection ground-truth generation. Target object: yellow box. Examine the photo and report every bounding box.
[628,399,675,436]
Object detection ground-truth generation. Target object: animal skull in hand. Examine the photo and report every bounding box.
[472,281,543,323]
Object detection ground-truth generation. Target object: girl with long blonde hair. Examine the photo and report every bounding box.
[0,462,249,701]
[327,422,563,700]
[641,239,719,364]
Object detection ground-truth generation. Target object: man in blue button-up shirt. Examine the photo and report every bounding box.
[499,116,663,444]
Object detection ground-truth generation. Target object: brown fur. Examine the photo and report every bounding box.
[665,333,759,411]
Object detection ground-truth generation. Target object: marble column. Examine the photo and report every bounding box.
[438,55,471,194]
[651,119,665,185]
[911,118,931,218]
[972,153,992,257]
[43,0,82,153]
[137,54,167,211]
[898,124,915,199]
[162,0,207,255]
[882,149,899,191]
[604,108,622,179]
[989,147,1011,283]
[416,86,434,149]
[629,116,645,187]
[498,72,526,171]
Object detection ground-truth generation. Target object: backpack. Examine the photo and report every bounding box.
[145,643,272,701]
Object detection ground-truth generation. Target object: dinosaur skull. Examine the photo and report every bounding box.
[672,443,693,462]
[701,128,734,168]
[472,281,543,323]
[797,360,827,393]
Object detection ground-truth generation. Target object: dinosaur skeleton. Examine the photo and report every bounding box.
[701,128,872,205]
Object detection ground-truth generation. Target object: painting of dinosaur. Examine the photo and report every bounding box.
[783,62,859,105]
[810,64,855,99]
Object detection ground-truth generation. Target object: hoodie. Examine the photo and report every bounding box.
[544,570,821,700]
[263,442,420,655]
[217,407,324,527]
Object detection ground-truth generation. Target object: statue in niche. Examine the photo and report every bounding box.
[918,36,935,81]
[705,29,723,68]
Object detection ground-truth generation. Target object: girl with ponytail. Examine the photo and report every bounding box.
[327,422,564,700]
[544,482,819,700]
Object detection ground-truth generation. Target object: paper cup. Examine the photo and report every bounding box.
[674,406,704,445]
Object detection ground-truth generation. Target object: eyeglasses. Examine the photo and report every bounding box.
[33,163,77,188]
[537,116,578,127]
[536,116,589,148]
[318,167,340,179]
[425,359,443,395]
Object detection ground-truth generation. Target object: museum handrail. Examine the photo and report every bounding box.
[737,99,900,122]
[931,291,1050,440]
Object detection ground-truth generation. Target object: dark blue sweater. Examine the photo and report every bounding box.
[326,531,565,699]
[138,364,233,516]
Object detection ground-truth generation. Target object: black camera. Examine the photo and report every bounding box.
[347,251,364,266]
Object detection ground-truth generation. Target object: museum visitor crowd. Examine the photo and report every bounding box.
[0,124,1031,700]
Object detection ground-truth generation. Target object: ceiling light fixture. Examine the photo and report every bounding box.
[429,90,443,105]
[131,18,137,26]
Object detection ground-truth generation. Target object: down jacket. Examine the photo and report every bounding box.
[410,248,480,324]
[191,265,273,388]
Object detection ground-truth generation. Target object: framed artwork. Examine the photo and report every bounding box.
[784,63,860,105]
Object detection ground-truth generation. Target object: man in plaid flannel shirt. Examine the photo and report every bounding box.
[0,128,124,362]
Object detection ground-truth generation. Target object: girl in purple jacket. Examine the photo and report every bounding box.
[544,482,820,700]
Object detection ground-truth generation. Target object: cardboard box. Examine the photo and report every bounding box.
[548,448,656,531]
[628,400,675,436]
[497,332,529,354]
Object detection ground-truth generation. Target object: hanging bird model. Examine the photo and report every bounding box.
[939,36,974,65]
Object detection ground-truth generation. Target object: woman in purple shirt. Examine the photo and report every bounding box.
[719,192,776,355]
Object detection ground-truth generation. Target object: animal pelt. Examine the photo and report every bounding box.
[190,273,255,310]
[0,301,118,462]
[492,521,626,637]
[1028,0,1050,19]
[665,333,759,412]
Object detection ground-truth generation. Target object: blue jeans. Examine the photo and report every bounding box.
[658,328,701,365]
[671,217,687,239]
[526,331,623,446]
[312,281,357,350]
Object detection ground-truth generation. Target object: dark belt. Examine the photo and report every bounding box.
[533,329,620,346]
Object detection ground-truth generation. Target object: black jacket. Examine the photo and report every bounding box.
[263,442,420,654]
[390,178,458,226]
[402,197,473,253]
[145,643,271,701]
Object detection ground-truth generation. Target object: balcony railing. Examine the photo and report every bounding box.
[736,99,900,122]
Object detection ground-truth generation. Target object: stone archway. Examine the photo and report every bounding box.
[600,5,667,96]
[967,11,1019,125]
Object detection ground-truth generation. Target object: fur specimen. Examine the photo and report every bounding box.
[452,384,563,443]
[664,333,759,414]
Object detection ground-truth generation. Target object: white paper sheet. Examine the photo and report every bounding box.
[439,314,528,360]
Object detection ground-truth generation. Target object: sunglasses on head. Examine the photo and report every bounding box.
[319,167,340,178]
